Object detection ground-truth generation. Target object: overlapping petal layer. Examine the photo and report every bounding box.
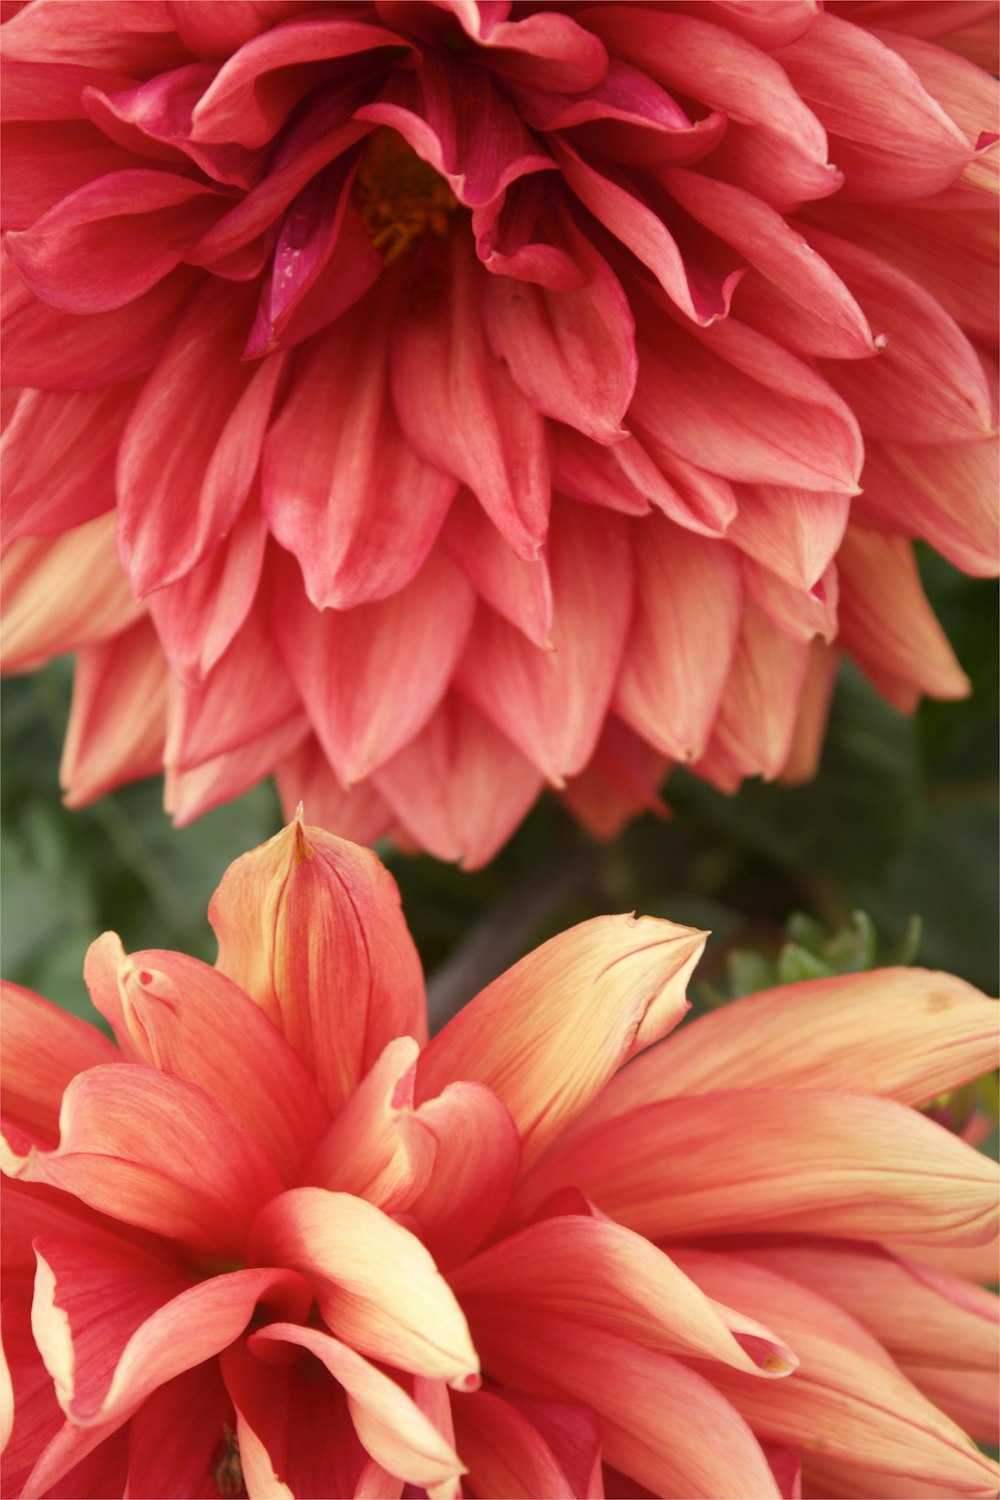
[1,0,996,859]
[2,814,997,1497]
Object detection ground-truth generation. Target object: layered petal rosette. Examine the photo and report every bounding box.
[2,814,999,1499]
[1,0,998,862]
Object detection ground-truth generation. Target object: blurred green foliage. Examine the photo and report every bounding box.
[2,561,996,1034]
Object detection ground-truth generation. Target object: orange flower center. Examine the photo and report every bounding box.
[354,128,459,264]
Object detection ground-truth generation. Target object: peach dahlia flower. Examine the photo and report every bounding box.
[2,815,999,1499]
[1,0,999,863]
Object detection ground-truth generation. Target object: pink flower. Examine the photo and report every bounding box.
[2,0,997,861]
[2,815,998,1499]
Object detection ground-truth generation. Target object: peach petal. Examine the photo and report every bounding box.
[209,814,426,1113]
[249,1187,480,1388]
[417,912,704,1169]
[516,1090,999,1246]
[451,1215,797,1378]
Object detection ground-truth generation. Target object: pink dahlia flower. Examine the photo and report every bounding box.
[1,0,998,862]
[2,815,999,1499]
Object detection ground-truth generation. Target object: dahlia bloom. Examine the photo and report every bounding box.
[1,4,998,862]
[2,815,999,1499]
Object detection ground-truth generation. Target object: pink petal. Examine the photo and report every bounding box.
[665,167,877,359]
[146,499,268,685]
[728,483,849,590]
[209,813,426,1112]
[1,119,136,231]
[687,2,819,50]
[1,250,198,392]
[857,437,999,579]
[1,514,144,672]
[166,1,308,60]
[0,982,117,1147]
[269,542,476,785]
[164,607,300,770]
[22,1420,129,1500]
[59,619,168,809]
[33,1235,308,1425]
[442,488,553,647]
[671,1249,999,1498]
[712,601,812,780]
[110,948,330,1181]
[778,638,839,785]
[454,502,633,783]
[417,911,704,1169]
[613,521,744,763]
[0,1,189,73]
[304,1038,436,1211]
[372,692,544,870]
[6,169,225,314]
[1,383,137,544]
[399,2,609,92]
[482,209,636,442]
[0,60,139,121]
[249,1187,480,1388]
[117,282,285,597]
[836,527,970,709]
[806,225,993,444]
[164,714,310,828]
[190,17,413,147]
[516,1089,999,1247]
[273,737,396,847]
[250,1324,466,1496]
[391,235,550,560]
[262,299,457,611]
[465,1306,782,1500]
[560,717,670,841]
[587,5,837,208]
[450,1388,578,1500]
[774,12,975,202]
[553,137,741,327]
[742,558,840,646]
[357,53,555,208]
[452,1215,797,1377]
[478,1390,603,1500]
[5,1064,284,1257]
[580,967,997,1125]
[632,306,864,493]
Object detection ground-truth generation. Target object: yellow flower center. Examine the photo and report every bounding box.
[354,127,459,264]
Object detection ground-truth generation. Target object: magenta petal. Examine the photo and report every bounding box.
[6,169,226,314]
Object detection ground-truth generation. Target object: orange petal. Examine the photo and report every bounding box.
[517,1089,999,1246]
[209,812,426,1112]
[248,1187,479,1389]
[672,1248,999,1498]
[0,981,118,1144]
[416,914,705,1168]
[573,967,998,1135]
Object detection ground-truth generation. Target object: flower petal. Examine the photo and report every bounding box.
[454,501,633,784]
[451,1215,797,1377]
[581,967,998,1125]
[209,814,426,1113]
[32,1234,308,1426]
[0,982,118,1145]
[4,1065,284,1257]
[518,1090,999,1246]
[417,912,704,1168]
[251,1323,466,1497]
[248,1187,480,1389]
[672,1249,999,1498]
